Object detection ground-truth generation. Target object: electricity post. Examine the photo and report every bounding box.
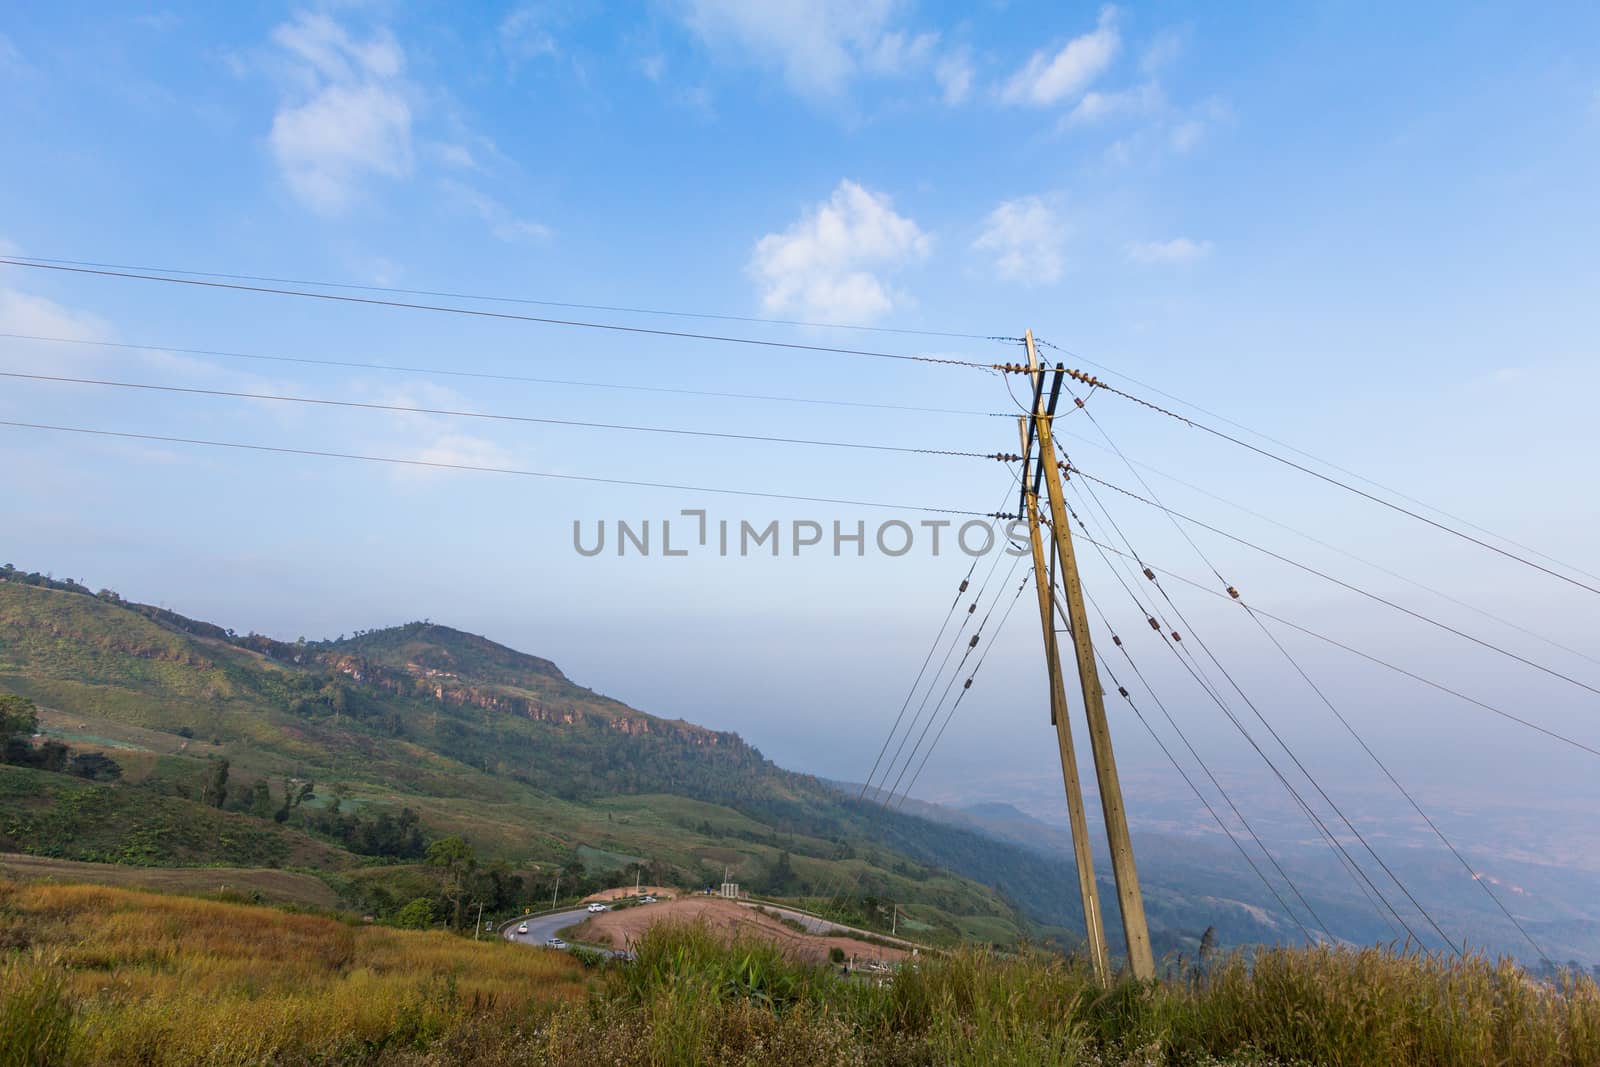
[1018,414,1111,984]
[1025,330,1156,979]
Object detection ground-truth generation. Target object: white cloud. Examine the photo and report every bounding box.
[428,142,478,169]
[750,180,930,323]
[440,180,550,243]
[1127,237,1211,264]
[133,11,182,33]
[406,433,518,473]
[499,7,558,63]
[679,0,936,98]
[862,30,939,75]
[366,382,521,484]
[1169,99,1231,154]
[1065,82,1162,126]
[1169,119,1205,153]
[0,32,25,76]
[0,273,229,384]
[268,13,412,214]
[1001,7,1119,107]
[974,197,1067,285]
[0,287,114,346]
[1140,29,1183,74]
[935,50,974,105]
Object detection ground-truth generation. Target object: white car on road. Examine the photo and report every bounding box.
[586,902,609,913]
[516,923,529,935]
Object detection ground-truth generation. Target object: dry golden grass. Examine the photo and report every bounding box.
[6,880,1600,1065]
[0,852,342,909]
[0,878,586,1065]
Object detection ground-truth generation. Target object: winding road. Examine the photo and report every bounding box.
[501,906,632,958]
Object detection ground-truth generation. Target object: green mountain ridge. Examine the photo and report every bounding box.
[42,564,1579,964]
[0,567,1094,949]
[14,566,1594,965]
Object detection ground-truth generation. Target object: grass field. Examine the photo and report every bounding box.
[5,875,1600,1065]
[0,877,587,1065]
[0,853,341,909]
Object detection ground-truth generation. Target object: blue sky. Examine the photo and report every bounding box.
[2,1,1599,846]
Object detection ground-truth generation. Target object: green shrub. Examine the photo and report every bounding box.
[393,897,436,929]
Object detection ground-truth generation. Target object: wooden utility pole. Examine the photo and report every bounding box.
[1018,415,1111,983]
[1026,330,1155,979]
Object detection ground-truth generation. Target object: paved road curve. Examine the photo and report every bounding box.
[502,907,590,947]
[502,907,633,959]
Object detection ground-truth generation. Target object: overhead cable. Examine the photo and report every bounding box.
[1058,366,1600,597]
[10,255,1009,341]
[0,370,1006,460]
[0,332,1005,418]
[0,260,999,370]
[0,420,994,515]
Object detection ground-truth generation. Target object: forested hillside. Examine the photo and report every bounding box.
[0,567,1130,947]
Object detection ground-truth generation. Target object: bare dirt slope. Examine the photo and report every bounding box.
[566,896,908,965]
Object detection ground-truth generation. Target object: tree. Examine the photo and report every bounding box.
[274,777,308,823]
[426,835,477,929]
[250,778,273,818]
[771,850,797,893]
[67,752,122,781]
[203,758,229,808]
[0,694,37,740]
[40,741,69,772]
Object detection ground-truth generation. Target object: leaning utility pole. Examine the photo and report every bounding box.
[1018,414,1111,984]
[1025,330,1155,979]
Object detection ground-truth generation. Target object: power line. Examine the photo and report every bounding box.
[1249,607,1549,962]
[818,527,1022,916]
[0,332,1006,418]
[895,569,1031,808]
[0,260,1000,371]
[0,419,995,515]
[0,370,1006,461]
[1077,486,1454,953]
[1086,632,1322,946]
[1075,532,1600,761]
[1036,336,1600,587]
[1066,465,1600,700]
[1073,540,1332,943]
[1060,366,1600,597]
[1061,487,1424,946]
[882,552,1028,807]
[868,535,1018,813]
[1068,398,1534,957]
[11,255,1010,342]
[852,483,1020,807]
[1051,422,1600,671]
[855,569,978,804]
